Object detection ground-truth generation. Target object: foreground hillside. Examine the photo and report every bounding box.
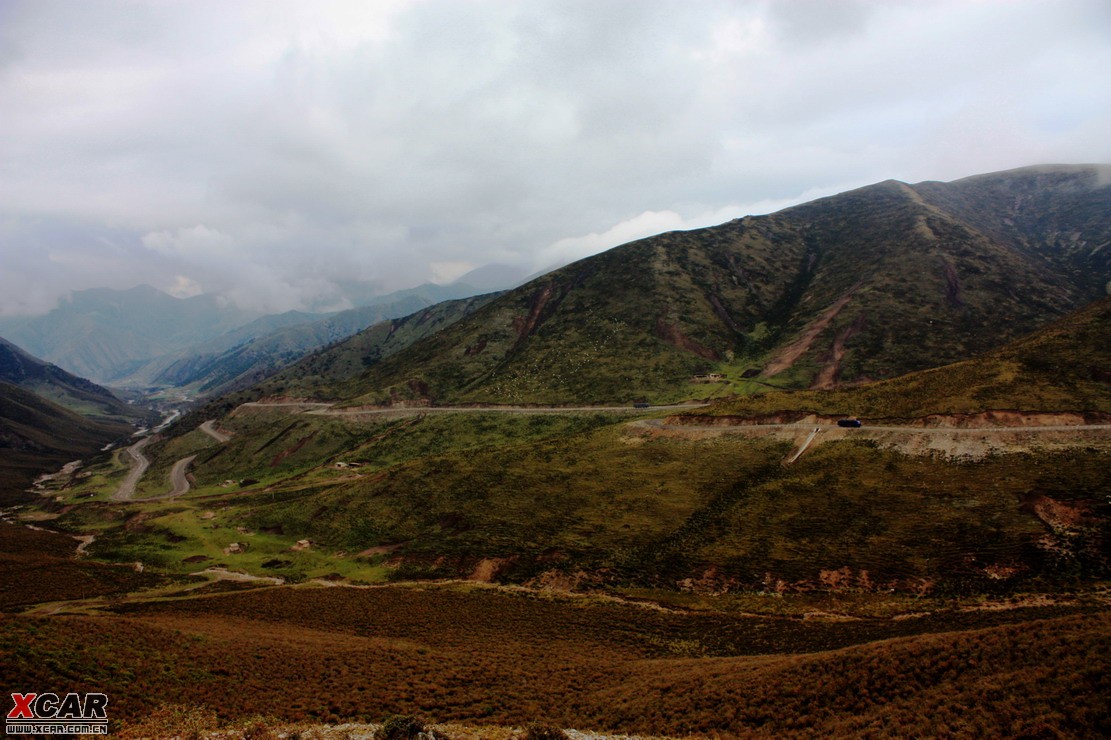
[253,165,1111,406]
[1,583,1107,737]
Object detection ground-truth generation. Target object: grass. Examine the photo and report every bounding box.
[692,296,1111,419]
[43,405,1110,596]
[1,583,1106,736]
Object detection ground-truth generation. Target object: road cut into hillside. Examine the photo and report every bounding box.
[636,412,1111,461]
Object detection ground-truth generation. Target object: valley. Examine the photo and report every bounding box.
[2,166,1109,737]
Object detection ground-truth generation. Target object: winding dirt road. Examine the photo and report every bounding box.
[112,437,153,501]
[199,420,232,443]
[113,419,233,501]
[167,455,198,497]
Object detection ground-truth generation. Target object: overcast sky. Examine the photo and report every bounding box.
[2,0,1109,315]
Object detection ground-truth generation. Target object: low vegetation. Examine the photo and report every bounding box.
[1,584,1106,737]
[694,296,1111,419]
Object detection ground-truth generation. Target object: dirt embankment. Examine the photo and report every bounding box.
[763,283,861,376]
[667,410,1111,428]
[909,410,1111,428]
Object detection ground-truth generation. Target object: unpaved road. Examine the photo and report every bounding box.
[239,401,709,416]
[167,454,197,497]
[644,419,1111,434]
[114,439,199,501]
[199,419,232,443]
[112,437,154,501]
[640,418,1111,462]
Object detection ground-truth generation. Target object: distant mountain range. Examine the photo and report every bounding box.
[191,292,500,419]
[109,283,484,395]
[0,285,261,383]
[0,280,505,388]
[237,165,1109,406]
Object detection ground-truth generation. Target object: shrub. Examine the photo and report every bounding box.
[375,714,449,740]
[523,723,569,740]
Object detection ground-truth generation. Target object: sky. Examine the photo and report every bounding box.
[1,0,1109,316]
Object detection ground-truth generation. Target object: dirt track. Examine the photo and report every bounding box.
[238,401,710,416]
[167,455,197,497]
[638,417,1111,460]
[112,437,153,501]
[199,420,232,443]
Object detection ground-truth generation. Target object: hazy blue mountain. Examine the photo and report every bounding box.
[0,285,262,382]
[113,287,493,396]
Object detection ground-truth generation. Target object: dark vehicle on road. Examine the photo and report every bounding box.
[633,402,650,409]
[837,418,862,428]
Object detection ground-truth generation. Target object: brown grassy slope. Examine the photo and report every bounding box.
[0,585,1105,737]
[0,523,166,609]
[695,295,1111,419]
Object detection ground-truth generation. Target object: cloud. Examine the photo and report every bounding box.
[166,275,203,298]
[429,261,476,285]
[142,225,237,259]
[0,0,1109,315]
[535,188,849,271]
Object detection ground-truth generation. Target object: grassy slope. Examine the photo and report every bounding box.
[335,216,809,405]
[694,295,1111,419]
[0,586,1105,737]
[174,294,499,430]
[61,404,1110,593]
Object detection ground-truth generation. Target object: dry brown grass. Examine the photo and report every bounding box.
[2,584,1106,737]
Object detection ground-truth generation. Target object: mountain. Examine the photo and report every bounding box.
[0,285,262,382]
[267,165,1110,406]
[0,336,142,422]
[0,281,493,389]
[328,280,496,312]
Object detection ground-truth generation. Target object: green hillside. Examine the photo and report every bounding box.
[691,295,1111,419]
